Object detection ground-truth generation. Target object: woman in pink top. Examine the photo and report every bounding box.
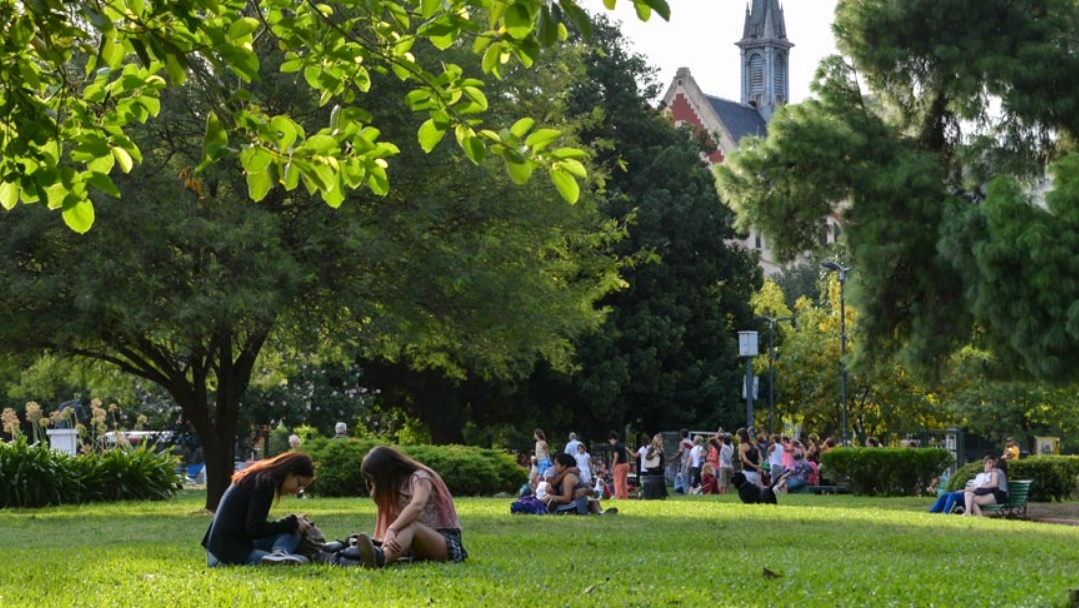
[353,446,467,568]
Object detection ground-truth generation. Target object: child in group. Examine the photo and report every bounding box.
[698,463,719,495]
[574,442,593,485]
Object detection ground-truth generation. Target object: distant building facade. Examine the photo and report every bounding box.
[661,0,840,275]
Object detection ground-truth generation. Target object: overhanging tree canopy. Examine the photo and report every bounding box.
[0,0,669,231]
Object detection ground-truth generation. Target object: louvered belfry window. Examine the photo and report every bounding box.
[774,53,785,100]
[748,53,764,96]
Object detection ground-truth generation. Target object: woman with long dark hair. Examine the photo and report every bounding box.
[201,451,315,566]
[353,446,467,568]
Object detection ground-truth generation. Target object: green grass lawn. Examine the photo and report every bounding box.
[2,491,1077,607]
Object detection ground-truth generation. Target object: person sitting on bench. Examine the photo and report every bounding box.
[963,455,1008,517]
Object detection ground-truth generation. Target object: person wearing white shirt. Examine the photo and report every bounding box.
[689,435,705,489]
[574,443,592,484]
[564,432,582,456]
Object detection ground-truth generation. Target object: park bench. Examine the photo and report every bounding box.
[980,479,1033,519]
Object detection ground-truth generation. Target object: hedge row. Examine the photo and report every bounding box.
[302,438,526,498]
[944,455,1079,502]
[0,437,183,508]
[820,447,954,496]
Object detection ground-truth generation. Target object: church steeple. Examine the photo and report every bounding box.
[737,0,793,121]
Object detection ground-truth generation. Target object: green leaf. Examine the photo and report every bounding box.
[418,118,446,153]
[557,158,587,178]
[86,172,121,198]
[246,168,273,202]
[112,147,135,173]
[643,0,671,20]
[505,158,534,184]
[537,6,557,47]
[460,86,488,112]
[503,3,533,40]
[199,112,227,170]
[481,44,503,77]
[221,44,259,82]
[510,117,535,139]
[550,167,580,203]
[61,198,95,234]
[419,0,441,18]
[603,0,616,8]
[633,1,652,21]
[270,116,298,150]
[227,17,260,40]
[241,146,274,174]
[561,2,593,39]
[550,147,589,160]
[0,181,20,210]
[525,128,561,150]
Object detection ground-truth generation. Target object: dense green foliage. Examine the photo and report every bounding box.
[0,0,673,231]
[821,447,953,496]
[303,439,526,498]
[946,456,1079,503]
[0,36,621,510]
[1,492,1077,607]
[0,438,181,508]
[718,0,1079,385]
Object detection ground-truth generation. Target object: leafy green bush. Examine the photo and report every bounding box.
[71,444,184,502]
[944,455,1079,502]
[305,440,527,498]
[821,447,953,496]
[0,439,181,508]
[303,437,381,497]
[0,438,82,508]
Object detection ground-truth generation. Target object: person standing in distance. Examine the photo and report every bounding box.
[608,431,631,500]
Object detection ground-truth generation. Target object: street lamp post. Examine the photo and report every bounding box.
[820,261,850,446]
[738,331,759,430]
[756,315,795,436]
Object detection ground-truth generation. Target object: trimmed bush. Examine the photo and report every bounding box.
[0,438,182,508]
[944,455,1079,502]
[304,440,527,498]
[821,447,953,496]
[303,437,381,497]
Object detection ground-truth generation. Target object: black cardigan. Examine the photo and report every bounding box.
[201,476,299,564]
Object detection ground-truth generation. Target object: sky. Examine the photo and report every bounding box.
[590,1,841,103]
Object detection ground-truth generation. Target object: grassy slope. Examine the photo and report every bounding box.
[1,491,1077,607]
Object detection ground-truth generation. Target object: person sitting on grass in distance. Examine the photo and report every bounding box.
[774,450,813,494]
[963,455,1009,517]
[543,453,617,515]
[201,451,315,567]
[353,446,468,568]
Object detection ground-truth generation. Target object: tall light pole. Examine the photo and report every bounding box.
[820,261,850,446]
[738,331,759,431]
[755,315,795,436]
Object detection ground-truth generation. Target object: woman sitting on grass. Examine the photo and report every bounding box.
[352,446,468,568]
[543,453,617,515]
[963,455,1008,517]
[201,451,315,567]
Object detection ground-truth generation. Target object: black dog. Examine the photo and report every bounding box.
[731,471,778,505]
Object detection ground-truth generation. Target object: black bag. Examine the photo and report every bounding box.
[313,534,371,566]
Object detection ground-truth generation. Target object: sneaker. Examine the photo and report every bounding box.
[602,507,619,516]
[261,550,308,566]
[354,533,385,569]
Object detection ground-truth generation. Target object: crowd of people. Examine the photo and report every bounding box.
[201,423,1020,569]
